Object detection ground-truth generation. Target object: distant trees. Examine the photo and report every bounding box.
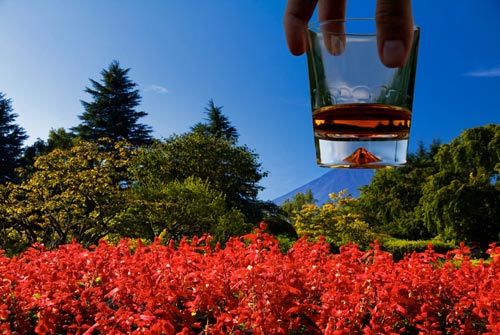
[20,60,153,174]
[71,60,152,146]
[122,175,252,243]
[280,189,316,217]
[0,92,274,253]
[0,92,28,184]
[0,58,280,253]
[280,126,500,251]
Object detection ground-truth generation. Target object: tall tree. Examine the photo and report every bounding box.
[72,60,152,146]
[191,99,239,142]
[0,92,28,184]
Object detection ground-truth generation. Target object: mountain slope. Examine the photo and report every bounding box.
[273,169,374,205]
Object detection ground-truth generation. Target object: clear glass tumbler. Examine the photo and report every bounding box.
[306,18,420,168]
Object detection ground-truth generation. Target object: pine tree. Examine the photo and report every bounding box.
[191,99,239,142]
[72,60,152,146]
[0,92,28,183]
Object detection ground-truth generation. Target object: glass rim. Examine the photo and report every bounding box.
[308,18,419,36]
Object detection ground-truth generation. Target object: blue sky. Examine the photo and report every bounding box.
[0,1,499,201]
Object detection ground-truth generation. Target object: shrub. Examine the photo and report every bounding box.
[1,231,500,334]
[380,238,457,261]
[293,192,375,250]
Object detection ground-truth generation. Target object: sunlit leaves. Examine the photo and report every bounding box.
[0,139,136,250]
[292,191,375,248]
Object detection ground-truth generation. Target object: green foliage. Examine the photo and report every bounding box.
[380,238,457,261]
[130,132,268,223]
[356,140,440,240]
[292,191,375,249]
[46,127,76,150]
[4,59,498,257]
[0,139,137,250]
[0,92,28,184]
[21,128,76,176]
[72,60,152,146]
[280,189,316,217]
[273,234,298,254]
[3,93,275,251]
[357,125,500,248]
[125,175,252,244]
[419,124,500,246]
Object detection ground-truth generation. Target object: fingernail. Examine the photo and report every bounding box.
[382,40,405,67]
[329,35,345,56]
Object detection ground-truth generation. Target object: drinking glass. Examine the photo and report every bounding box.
[306,18,420,168]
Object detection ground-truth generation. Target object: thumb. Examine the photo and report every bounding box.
[376,0,414,68]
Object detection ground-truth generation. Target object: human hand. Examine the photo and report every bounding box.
[283,0,414,68]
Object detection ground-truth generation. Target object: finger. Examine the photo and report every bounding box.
[376,0,414,67]
[317,0,347,22]
[318,0,347,55]
[283,0,318,55]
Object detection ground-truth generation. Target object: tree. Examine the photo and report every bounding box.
[72,60,152,146]
[22,128,76,175]
[129,132,268,224]
[46,127,76,150]
[418,124,500,247]
[0,139,138,250]
[191,99,239,142]
[355,140,440,239]
[0,92,28,184]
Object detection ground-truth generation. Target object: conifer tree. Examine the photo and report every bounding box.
[72,60,152,146]
[191,99,239,142]
[0,92,28,183]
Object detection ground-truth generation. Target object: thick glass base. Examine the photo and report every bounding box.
[315,137,408,168]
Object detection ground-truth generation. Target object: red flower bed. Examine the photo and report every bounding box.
[1,226,500,334]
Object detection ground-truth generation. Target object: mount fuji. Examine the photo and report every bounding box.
[273,169,375,205]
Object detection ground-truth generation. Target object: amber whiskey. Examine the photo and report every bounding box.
[313,103,412,140]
